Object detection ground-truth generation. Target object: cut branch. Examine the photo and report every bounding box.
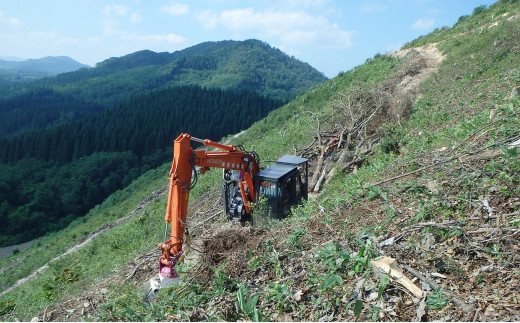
[371,135,520,187]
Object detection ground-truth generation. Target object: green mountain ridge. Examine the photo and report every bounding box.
[0,39,326,138]
[1,39,327,108]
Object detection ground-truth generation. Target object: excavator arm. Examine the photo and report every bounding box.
[158,133,260,278]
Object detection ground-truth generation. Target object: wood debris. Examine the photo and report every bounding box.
[371,256,423,299]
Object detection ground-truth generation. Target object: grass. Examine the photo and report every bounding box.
[0,164,169,319]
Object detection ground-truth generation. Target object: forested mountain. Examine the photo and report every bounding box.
[0,85,283,245]
[0,39,326,138]
[0,88,104,137]
[0,39,327,109]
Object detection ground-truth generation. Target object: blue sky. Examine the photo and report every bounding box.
[0,0,498,78]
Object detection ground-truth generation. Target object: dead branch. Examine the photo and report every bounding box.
[191,211,222,230]
[123,253,156,283]
[313,149,337,192]
[371,135,520,187]
[325,132,351,185]
[308,112,325,190]
[404,266,474,313]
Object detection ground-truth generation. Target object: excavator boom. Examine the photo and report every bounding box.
[158,133,259,278]
[145,133,308,301]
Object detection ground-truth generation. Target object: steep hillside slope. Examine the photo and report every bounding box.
[1,1,519,321]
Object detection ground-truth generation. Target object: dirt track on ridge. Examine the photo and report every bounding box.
[0,185,168,300]
[390,43,445,99]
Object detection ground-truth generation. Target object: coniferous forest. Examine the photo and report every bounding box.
[0,86,283,246]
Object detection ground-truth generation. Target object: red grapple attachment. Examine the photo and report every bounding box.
[159,251,183,279]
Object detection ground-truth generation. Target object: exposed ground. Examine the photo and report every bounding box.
[390,43,445,103]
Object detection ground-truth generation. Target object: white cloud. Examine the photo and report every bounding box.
[412,17,435,29]
[197,8,354,49]
[121,32,185,44]
[0,11,20,27]
[361,4,388,13]
[102,5,141,24]
[130,12,142,23]
[161,3,189,16]
[103,5,130,16]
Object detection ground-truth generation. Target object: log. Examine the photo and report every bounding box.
[313,149,336,192]
[325,132,351,184]
[310,153,324,190]
[371,256,423,299]
[309,113,324,190]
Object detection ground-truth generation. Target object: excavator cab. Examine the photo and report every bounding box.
[254,154,308,219]
[223,154,308,221]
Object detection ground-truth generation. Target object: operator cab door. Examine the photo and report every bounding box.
[275,154,308,201]
[254,164,300,219]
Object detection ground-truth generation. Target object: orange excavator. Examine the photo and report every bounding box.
[157,133,308,280]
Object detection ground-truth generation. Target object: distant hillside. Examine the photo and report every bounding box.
[0,88,104,138]
[1,40,327,106]
[0,39,327,139]
[0,56,89,82]
[91,39,327,101]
